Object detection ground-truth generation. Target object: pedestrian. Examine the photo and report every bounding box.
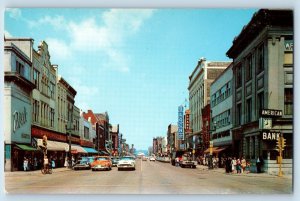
[44,156,49,171]
[256,156,264,173]
[241,157,246,173]
[64,156,69,168]
[175,157,179,167]
[236,158,241,174]
[34,157,38,170]
[231,157,237,174]
[51,159,56,169]
[245,161,250,174]
[225,157,232,174]
[23,157,28,171]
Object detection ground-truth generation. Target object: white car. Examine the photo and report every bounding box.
[149,157,156,162]
[117,156,136,171]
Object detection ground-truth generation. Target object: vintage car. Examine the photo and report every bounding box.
[149,156,156,162]
[117,156,136,171]
[179,153,197,168]
[91,156,112,171]
[111,157,120,167]
[73,159,91,170]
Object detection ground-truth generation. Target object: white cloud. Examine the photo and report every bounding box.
[27,15,66,30]
[46,38,72,61]
[6,8,21,19]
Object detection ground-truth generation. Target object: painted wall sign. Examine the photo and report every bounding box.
[13,107,27,133]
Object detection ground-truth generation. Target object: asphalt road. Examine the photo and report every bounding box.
[5,159,293,194]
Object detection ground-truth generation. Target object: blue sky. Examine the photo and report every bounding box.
[5,8,257,150]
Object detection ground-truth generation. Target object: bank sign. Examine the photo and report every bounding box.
[178,105,184,140]
[261,131,281,140]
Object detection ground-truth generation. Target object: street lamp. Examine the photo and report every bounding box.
[65,124,75,169]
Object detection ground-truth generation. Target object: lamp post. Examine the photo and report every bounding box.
[65,123,75,169]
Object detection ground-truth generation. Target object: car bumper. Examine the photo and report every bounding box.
[92,166,110,171]
[117,164,135,169]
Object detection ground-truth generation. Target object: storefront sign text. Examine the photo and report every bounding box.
[13,107,27,132]
[261,109,282,117]
[262,131,281,140]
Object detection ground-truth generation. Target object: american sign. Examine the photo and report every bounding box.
[261,109,282,117]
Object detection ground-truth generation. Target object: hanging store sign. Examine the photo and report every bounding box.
[285,40,293,51]
[178,105,184,140]
[185,110,192,134]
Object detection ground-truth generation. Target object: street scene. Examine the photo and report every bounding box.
[3,7,294,195]
[5,158,292,194]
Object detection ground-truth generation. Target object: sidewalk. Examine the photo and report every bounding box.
[196,165,293,179]
[4,167,71,177]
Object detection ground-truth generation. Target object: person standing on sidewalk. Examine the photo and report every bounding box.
[256,156,264,173]
[241,157,246,173]
[231,157,237,174]
[236,158,241,174]
[23,157,28,171]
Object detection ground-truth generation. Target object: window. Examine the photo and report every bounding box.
[245,54,252,81]
[257,92,264,116]
[236,65,242,88]
[236,103,242,125]
[284,88,293,115]
[50,82,55,99]
[50,108,55,127]
[257,45,264,73]
[32,99,40,123]
[246,98,252,123]
[33,69,40,90]
[84,126,89,139]
[16,60,25,76]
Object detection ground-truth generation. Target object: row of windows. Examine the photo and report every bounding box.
[236,44,265,88]
[235,88,293,125]
[211,81,231,107]
[212,109,231,129]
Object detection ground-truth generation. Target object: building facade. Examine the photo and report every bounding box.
[210,63,233,157]
[167,124,178,153]
[188,58,231,155]
[4,38,36,171]
[226,9,293,174]
[110,124,119,156]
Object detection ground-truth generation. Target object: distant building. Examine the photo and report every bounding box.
[167,124,178,152]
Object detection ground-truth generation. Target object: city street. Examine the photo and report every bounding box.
[5,159,292,194]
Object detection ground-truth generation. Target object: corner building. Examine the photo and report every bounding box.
[226,9,293,174]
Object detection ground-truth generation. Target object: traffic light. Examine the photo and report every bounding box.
[43,135,47,147]
[281,138,286,149]
[275,137,281,152]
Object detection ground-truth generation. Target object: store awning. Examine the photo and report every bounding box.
[37,139,69,151]
[215,147,228,153]
[83,147,98,154]
[68,145,88,154]
[16,144,38,151]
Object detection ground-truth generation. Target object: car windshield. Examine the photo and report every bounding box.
[96,157,108,161]
[77,160,87,164]
[121,157,134,160]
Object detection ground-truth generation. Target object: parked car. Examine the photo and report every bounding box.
[79,156,95,166]
[91,156,112,171]
[111,157,120,167]
[142,156,147,161]
[117,156,136,171]
[179,153,197,168]
[73,159,91,170]
[149,156,156,162]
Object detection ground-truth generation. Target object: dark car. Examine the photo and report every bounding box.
[111,157,120,167]
[73,160,91,170]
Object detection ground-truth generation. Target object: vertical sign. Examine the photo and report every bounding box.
[178,105,184,140]
[184,109,191,134]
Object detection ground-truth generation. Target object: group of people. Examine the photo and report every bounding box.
[23,156,56,171]
[224,156,250,174]
[23,156,38,171]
